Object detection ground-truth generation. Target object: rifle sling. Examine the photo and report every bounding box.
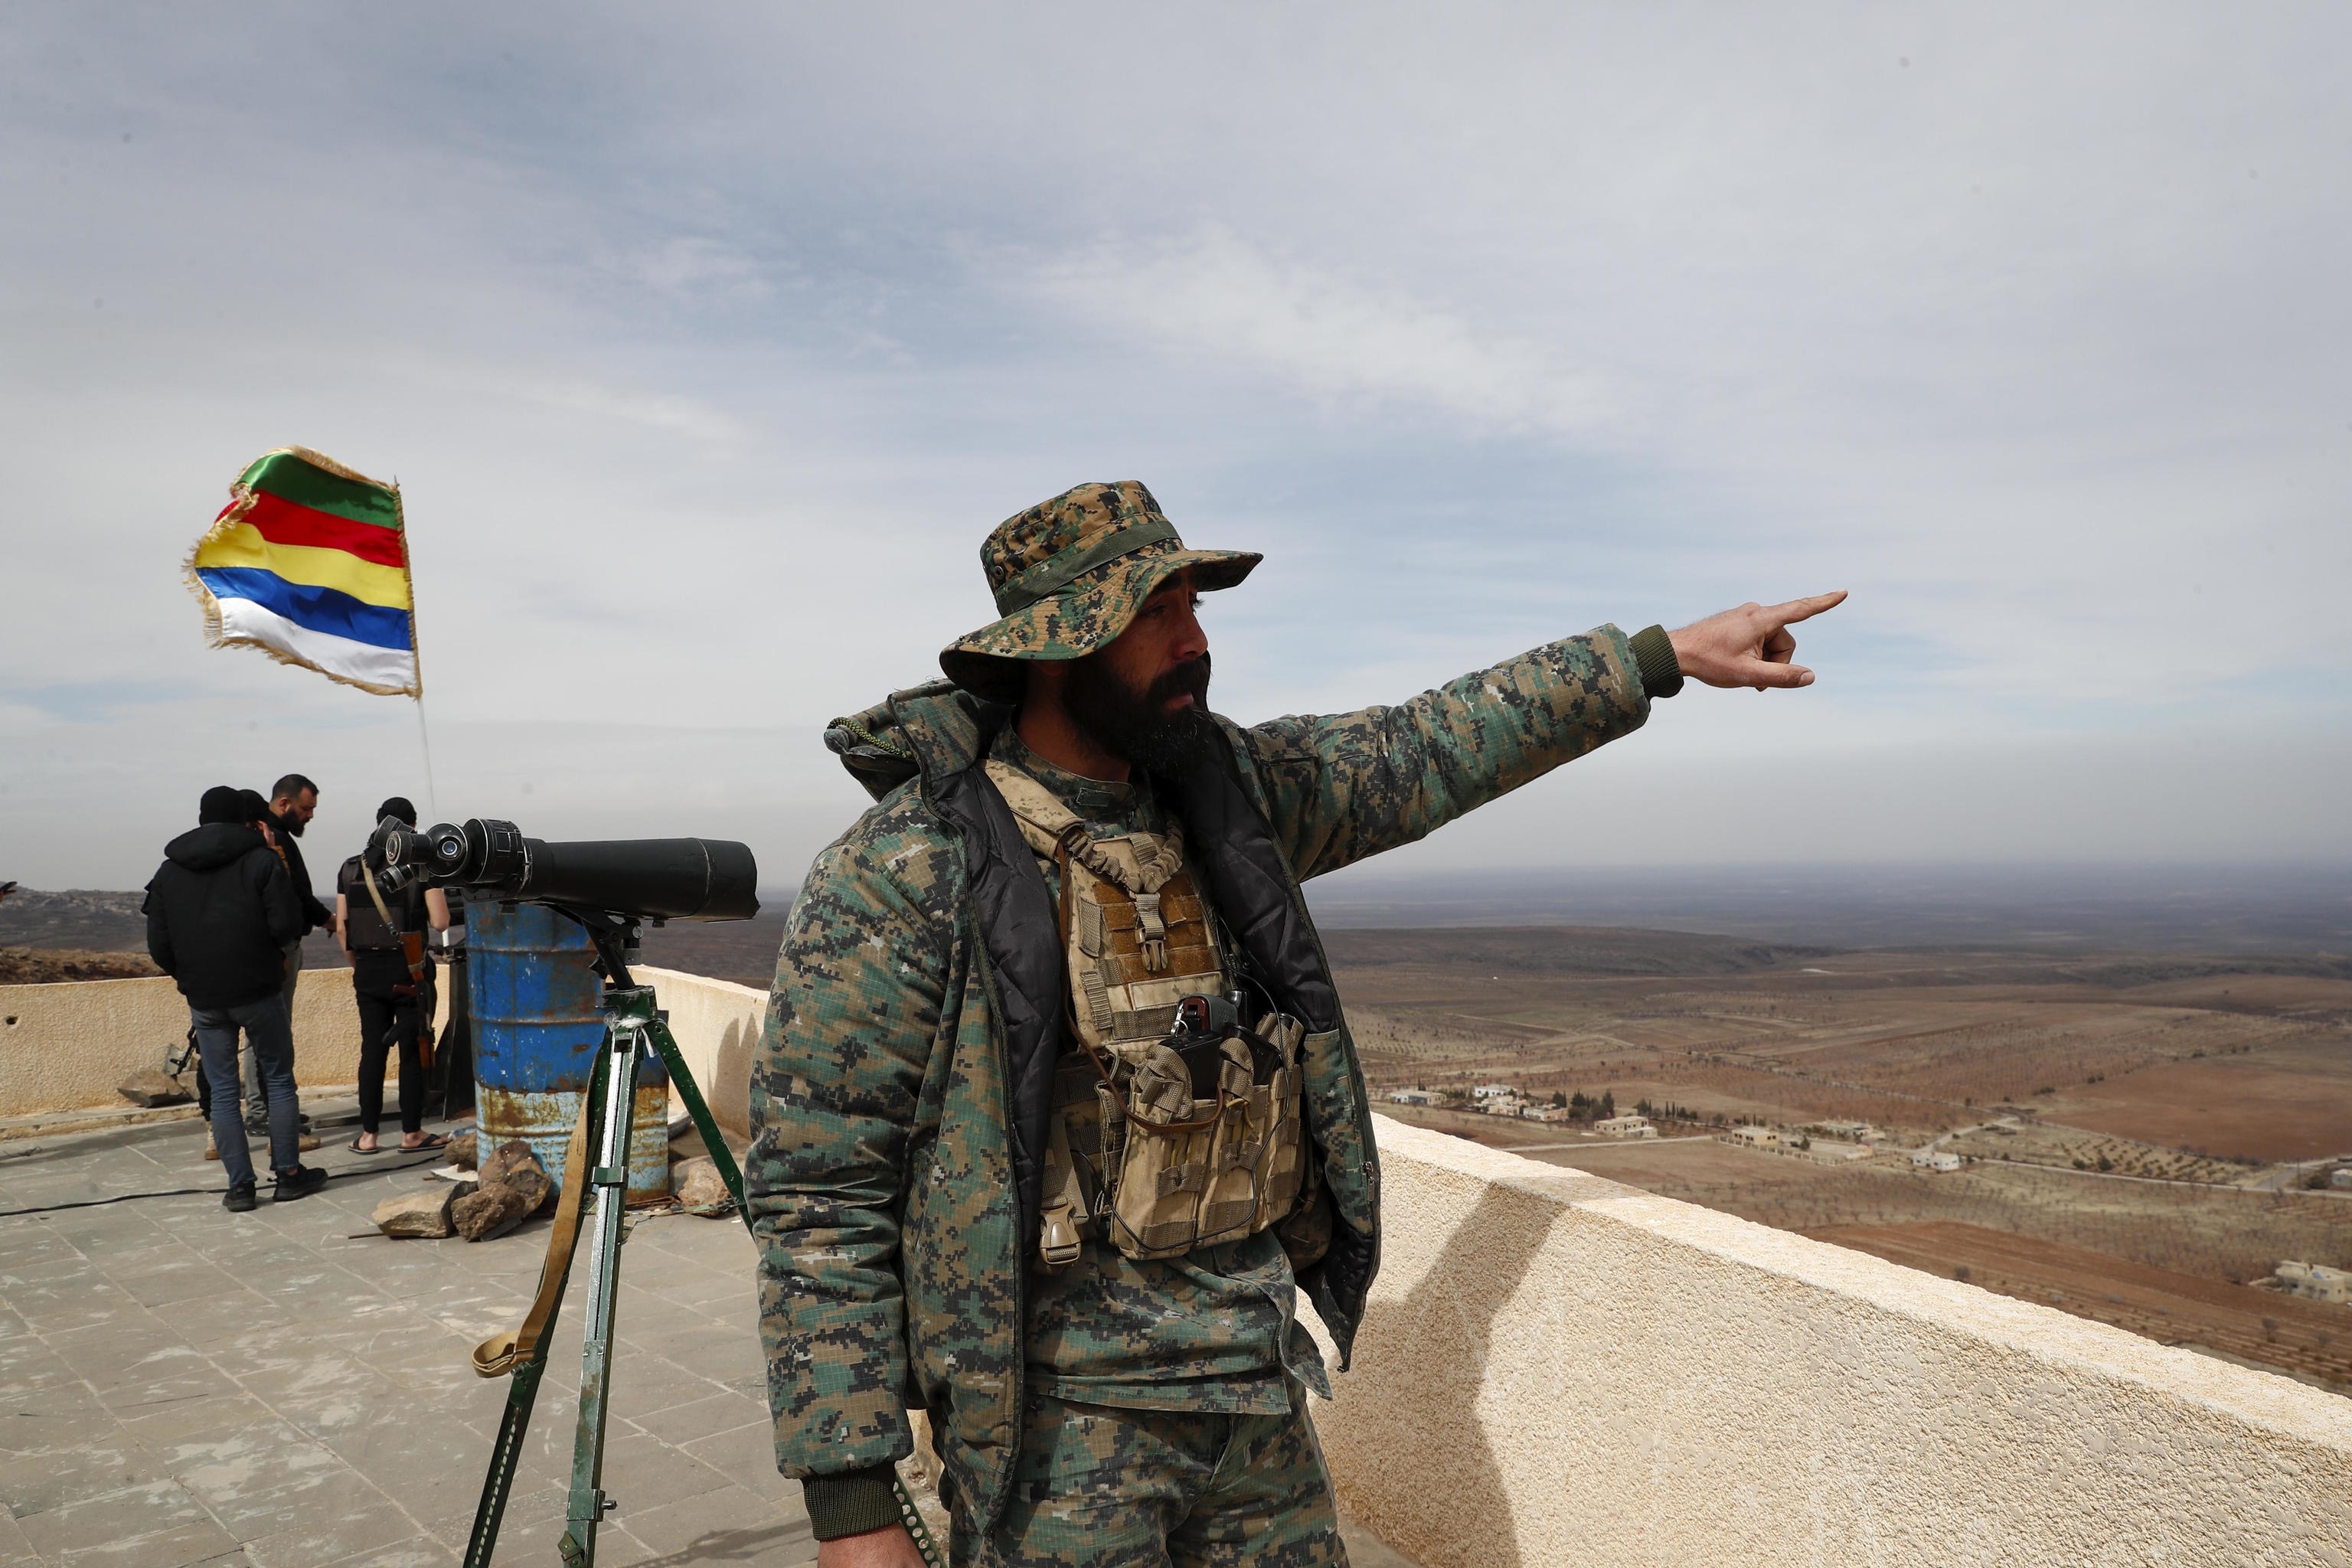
[471,1086,596,1379]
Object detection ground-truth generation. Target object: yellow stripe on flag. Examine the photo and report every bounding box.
[192,521,413,611]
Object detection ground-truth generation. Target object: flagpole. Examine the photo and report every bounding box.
[391,469,439,822]
[415,696,441,822]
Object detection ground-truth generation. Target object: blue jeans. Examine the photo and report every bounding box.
[193,998,300,1189]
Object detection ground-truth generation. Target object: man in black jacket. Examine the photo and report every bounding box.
[145,785,327,1210]
[247,772,332,1133]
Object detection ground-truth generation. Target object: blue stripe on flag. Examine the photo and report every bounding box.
[194,567,414,651]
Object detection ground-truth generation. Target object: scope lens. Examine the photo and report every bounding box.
[429,825,469,873]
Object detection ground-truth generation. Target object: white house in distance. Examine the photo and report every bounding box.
[1911,1149,1964,1173]
[1593,1112,1655,1138]
[1471,1084,1516,1102]
[2275,1261,2351,1305]
[1388,1089,1435,1107]
[1723,1124,1779,1148]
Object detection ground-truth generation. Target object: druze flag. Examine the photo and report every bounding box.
[185,446,421,697]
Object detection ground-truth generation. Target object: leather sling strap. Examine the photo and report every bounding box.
[471,1086,597,1378]
[362,863,436,1067]
[360,863,423,984]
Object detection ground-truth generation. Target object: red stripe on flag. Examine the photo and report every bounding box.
[242,492,408,567]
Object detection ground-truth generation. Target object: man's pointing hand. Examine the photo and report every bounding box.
[1667,591,1847,691]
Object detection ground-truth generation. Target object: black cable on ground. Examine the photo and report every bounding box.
[0,1148,452,1221]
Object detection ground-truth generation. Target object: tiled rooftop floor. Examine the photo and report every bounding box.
[1,1106,1415,1568]
[1,1099,804,1566]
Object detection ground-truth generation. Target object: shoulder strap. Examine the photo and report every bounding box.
[980,760,1186,896]
[982,760,1085,860]
[361,864,427,986]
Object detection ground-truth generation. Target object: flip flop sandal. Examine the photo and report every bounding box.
[401,1132,450,1153]
[348,1135,390,1155]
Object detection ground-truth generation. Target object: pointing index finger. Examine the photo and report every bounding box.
[1765,590,1848,627]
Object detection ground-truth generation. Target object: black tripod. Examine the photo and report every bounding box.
[457,910,942,1567]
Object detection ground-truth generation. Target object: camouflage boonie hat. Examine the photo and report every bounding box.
[939,482,1259,703]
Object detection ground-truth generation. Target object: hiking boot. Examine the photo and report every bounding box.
[224,1181,257,1213]
[271,1164,328,1203]
[204,1129,220,1161]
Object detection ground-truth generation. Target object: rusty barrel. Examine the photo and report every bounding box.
[468,901,669,1203]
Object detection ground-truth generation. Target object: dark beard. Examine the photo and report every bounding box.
[1063,652,1217,777]
[275,810,305,838]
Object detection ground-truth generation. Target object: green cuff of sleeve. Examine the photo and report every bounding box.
[1628,623,1684,700]
[804,1467,902,1541]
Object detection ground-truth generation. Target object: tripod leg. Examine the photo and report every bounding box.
[557,1022,644,1568]
[645,1018,746,1210]
[462,1353,550,1567]
[462,1044,609,1568]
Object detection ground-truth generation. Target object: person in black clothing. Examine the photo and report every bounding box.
[250,773,334,1131]
[336,796,450,1154]
[145,785,328,1210]
[192,789,276,1142]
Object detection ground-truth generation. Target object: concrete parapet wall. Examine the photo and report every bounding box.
[1315,1119,2352,1568]
[635,965,764,1142]
[0,968,443,1117]
[0,962,743,1130]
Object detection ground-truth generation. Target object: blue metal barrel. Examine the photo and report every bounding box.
[469,902,670,1203]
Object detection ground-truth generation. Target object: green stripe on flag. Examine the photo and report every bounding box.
[237,451,401,531]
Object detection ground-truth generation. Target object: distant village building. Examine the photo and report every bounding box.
[1820,1120,1877,1141]
[2275,1261,2351,1305]
[1593,1113,1655,1138]
[1471,1084,1517,1101]
[1910,1149,1964,1173]
[1527,1105,1573,1124]
[1481,1095,1530,1118]
[1722,1125,1779,1148]
[2331,1168,2352,1191]
[1387,1089,1434,1107]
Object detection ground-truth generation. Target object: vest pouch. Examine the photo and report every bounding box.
[1107,1043,1219,1261]
[1240,1014,1306,1233]
[1197,1041,1264,1246]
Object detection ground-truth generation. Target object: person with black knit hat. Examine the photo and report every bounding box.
[143,786,327,1210]
[336,795,450,1154]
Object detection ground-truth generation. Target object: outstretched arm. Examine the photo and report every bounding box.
[1240,626,1654,883]
[1239,592,1847,882]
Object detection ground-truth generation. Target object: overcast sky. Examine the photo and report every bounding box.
[4,4,2347,894]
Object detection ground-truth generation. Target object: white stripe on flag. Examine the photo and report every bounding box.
[214,596,420,694]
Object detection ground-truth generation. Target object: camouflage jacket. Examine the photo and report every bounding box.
[748,626,1658,1535]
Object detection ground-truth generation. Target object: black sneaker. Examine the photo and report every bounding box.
[224,1182,257,1213]
[271,1165,328,1202]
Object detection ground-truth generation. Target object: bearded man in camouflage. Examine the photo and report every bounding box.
[750,482,1842,1567]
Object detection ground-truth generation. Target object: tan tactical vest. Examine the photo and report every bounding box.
[983,761,1308,1267]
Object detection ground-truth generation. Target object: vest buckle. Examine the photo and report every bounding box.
[1038,1200,1082,1269]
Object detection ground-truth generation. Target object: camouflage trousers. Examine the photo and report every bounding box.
[954,1385,1348,1568]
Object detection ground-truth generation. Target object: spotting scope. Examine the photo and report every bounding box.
[368,816,759,923]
